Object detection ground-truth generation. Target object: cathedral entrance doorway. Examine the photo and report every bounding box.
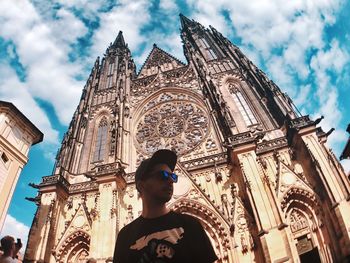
[55,230,91,263]
[296,235,321,263]
[299,247,321,263]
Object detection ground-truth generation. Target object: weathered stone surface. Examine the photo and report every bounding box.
[24,16,350,263]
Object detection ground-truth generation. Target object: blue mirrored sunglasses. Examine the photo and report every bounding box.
[161,170,178,183]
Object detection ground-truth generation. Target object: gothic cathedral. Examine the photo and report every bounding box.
[24,15,350,263]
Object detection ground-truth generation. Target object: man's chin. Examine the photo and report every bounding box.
[158,193,173,203]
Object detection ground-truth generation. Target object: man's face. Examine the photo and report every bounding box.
[140,163,175,204]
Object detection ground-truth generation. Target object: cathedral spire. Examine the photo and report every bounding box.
[179,13,198,30]
[112,30,126,48]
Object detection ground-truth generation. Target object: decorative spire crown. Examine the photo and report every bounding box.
[112,31,126,48]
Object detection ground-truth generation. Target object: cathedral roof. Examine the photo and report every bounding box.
[138,44,186,78]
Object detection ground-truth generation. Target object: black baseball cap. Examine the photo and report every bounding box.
[135,149,177,182]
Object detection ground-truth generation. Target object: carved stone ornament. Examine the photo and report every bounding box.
[134,93,210,156]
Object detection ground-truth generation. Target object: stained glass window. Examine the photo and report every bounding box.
[106,63,114,89]
[229,84,257,126]
[93,117,108,161]
[198,38,217,61]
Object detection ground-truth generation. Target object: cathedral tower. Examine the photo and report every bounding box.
[25,15,350,263]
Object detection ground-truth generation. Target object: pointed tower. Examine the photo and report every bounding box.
[25,16,350,263]
[180,14,350,262]
[25,31,135,262]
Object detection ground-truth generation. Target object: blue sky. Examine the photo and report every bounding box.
[1,0,350,251]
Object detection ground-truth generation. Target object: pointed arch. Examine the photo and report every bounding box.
[55,230,90,263]
[169,198,231,263]
[106,59,115,89]
[282,187,333,262]
[227,82,258,127]
[198,37,217,60]
[93,116,108,162]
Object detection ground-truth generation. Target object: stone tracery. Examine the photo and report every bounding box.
[135,91,210,156]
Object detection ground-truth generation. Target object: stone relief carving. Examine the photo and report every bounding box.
[109,119,117,155]
[111,190,117,218]
[135,94,210,156]
[90,193,100,220]
[131,66,200,105]
[290,210,309,233]
[125,185,133,198]
[125,205,134,226]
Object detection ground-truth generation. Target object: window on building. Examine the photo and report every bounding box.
[198,37,217,61]
[1,152,9,164]
[93,117,108,162]
[229,84,258,126]
[106,62,114,89]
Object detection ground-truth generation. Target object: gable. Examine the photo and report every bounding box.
[276,160,314,199]
[138,45,185,78]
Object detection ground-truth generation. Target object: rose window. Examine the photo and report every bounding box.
[135,99,209,156]
[158,116,185,137]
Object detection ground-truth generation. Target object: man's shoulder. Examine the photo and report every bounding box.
[119,217,142,235]
[169,211,201,225]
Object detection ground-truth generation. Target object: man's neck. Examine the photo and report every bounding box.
[2,251,13,258]
[141,201,170,219]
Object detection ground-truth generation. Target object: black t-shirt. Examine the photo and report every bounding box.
[113,211,218,263]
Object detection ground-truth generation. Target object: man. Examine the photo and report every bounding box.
[0,236,21,263]
[113,149,218,263]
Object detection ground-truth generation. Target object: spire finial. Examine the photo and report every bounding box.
[179,13,196,29]
[112,30,125,48]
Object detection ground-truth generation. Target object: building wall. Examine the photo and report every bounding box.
[24,17,350,263]
[0,104,42,232]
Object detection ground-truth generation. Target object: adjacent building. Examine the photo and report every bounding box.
[0,101,43,232]
[24,15,350,263]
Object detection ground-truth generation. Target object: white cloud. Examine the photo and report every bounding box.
[294,84,311,108]
[57,0,109,20]
[266,55,294,94]
[310,40,349,132]
[341,159,350,174]
[326,129,347,152]
[91,0,152,56]
[311,40,349,75]
[186,0,231,35]
[0,63,59,144]
[0,0,84,125]
[159,0,178,13]
[0,214,30,254]
[49,8,88,45]
[183,0,343,85]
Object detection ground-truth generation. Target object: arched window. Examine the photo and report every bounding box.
[229,83,257,126]
[106,62,114,89]
[93,117,108,162]
[198,37,217,61]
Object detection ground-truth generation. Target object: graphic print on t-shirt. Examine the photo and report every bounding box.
[130,227,184,262]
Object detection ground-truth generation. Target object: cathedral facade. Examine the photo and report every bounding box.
[25,15,350,263]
